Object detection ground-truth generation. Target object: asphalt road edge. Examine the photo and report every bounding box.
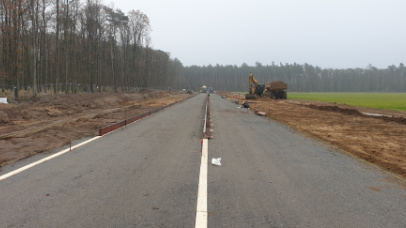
[0,136,101,181]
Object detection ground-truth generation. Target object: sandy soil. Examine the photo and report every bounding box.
[0,90,192,167]
[219,92,406,180]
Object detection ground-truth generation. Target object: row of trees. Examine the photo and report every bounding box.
[183,62,406,92]
[1,0,404,95]
[0,0,184,96]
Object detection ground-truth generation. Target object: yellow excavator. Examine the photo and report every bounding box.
[249,72,258,94]
[245,72,288,99]
[245,72,265,99]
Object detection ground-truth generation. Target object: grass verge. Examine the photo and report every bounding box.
[289,93,406,111]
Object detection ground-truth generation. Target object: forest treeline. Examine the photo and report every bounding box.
[184,62,406,93]
[0,0,184,95]
[1,0,405,95]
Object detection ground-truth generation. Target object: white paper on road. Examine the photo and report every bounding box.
[211,157,222,166]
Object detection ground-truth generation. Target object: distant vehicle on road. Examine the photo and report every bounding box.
[201,85,207,93]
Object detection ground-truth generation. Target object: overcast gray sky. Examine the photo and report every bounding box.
[110,0,405,69]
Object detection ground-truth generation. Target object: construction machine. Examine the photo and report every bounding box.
[245,73,287,99]
[245,73,265,99]
[264,81,288,99]
[201,85,207,93]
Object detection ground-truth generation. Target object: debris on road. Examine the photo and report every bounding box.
[211,157,222,166]
[242,102,250,109]
[255,111,266,116]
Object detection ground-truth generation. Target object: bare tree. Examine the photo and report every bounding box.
[28,0,40,96]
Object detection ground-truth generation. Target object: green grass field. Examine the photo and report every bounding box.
[288,93,406,111]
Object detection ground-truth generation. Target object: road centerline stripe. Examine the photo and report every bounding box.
[195,138,208,228]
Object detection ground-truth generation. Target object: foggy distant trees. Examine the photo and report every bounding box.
[0,0,183,96]
[0,0,404,95]
[183,62,406,92]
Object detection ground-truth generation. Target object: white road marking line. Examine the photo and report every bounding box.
[195,139,208,228]
[0,136,101,181]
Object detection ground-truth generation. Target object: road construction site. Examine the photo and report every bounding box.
[0,92,405,227]
[1,90,406,180]
[220,92,406,181]
[0,90,191,167]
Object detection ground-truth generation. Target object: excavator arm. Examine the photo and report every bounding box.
[249,73,258,94]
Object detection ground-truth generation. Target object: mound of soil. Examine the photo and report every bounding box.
[379,116,406,125]
[306,104,406,125]
[266,81,288,90]
[307,104,363,116]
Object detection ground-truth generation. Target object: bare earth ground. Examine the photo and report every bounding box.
[0,90,192,167]
[219,92,406,180]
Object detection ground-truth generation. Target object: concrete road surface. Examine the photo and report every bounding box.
[0,94,206,227]
[0,93,405,228]
[208,94,406,227]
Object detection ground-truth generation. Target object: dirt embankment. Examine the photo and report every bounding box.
[0,90,192,167]
[219,92,406,180]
